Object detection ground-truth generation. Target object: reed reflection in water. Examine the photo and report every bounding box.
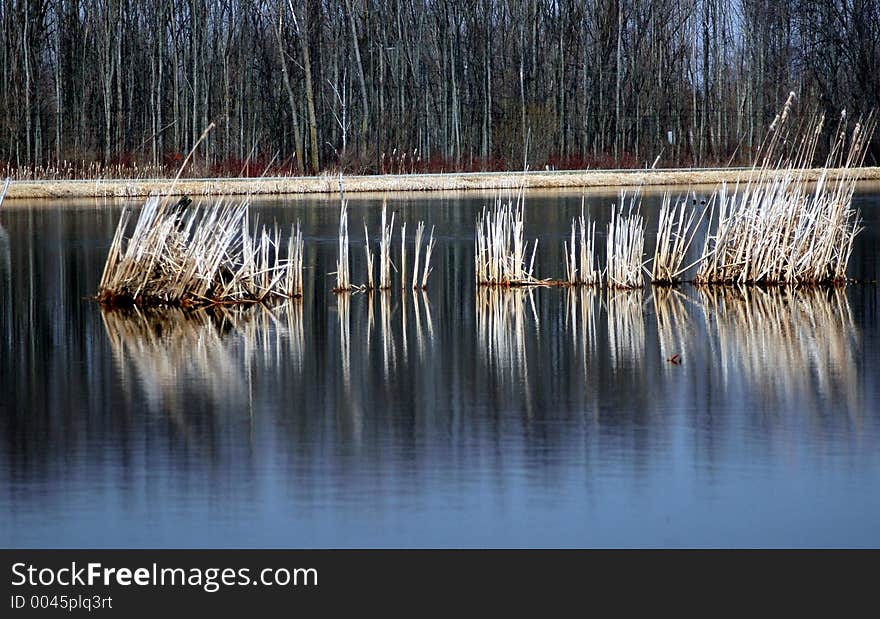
[606,289,645,369]
[565,287,598,379]
[0,223,9,275]
[653,287,691,372]
[102,293,439,424]
[0,223,9,318]
[476,287,538,388]
[101,303,306,418]
[691,286,861,415]
[478,284,862,418]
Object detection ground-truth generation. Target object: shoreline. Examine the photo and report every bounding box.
[3,166,880,200]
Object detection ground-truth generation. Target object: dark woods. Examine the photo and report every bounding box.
[1,0,879,178]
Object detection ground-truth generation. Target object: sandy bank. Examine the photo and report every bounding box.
[3,166,880,200]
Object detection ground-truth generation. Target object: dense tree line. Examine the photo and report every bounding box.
[1,0,878,176]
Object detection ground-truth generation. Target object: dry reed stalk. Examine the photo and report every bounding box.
[564,225,576,284]
[420,225,436,289]
[285,221,304,298]
[475,192,540,286]
[651,193,704,284]
[563,200,599,286]
[0,178,10,208]
[334,201,351,291]
[364,222,375,290]
[331,191,436,293]
[379,200,395,289]
[400,222,407,289]
[412,221,423,290]
[605,193,646,289]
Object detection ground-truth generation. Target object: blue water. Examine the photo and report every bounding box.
[1,187,879,547]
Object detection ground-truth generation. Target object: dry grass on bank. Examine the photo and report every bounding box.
[4,166,880,201]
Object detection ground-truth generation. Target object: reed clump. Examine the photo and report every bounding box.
[98,195,304,308]
[474,189,647,289]
[693,102,874,286]
[544,102,875,289]
[411,220,437,290]
[651,193,703,285]
[363,221,376,290]
[605,194,646,289]
[336,199,436,292]
[378,200,394,289]
[475,192,540,286]
[563,201,599,286]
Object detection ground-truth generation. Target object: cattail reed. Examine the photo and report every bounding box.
[379,200,395,289]
[420,225,436,289]
[336,200,437,293]
[605,194,646,289]
[364,222,375,290]
[651,193,703,284]
[694,109,874,286]
[396,219,436,290]
[475,193,539,286]
[412,221,423,290]
[563,203,599,286]
[334,201,351,292]
[285,221,304,298]
[400,222,407,289]
[0,177,9,208]
[98,196,302,308]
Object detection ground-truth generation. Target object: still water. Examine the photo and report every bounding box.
[1,186,879,548]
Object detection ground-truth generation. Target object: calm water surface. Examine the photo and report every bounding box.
[1,186,879,548]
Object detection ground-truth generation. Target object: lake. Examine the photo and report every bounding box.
[1,185,879,548]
